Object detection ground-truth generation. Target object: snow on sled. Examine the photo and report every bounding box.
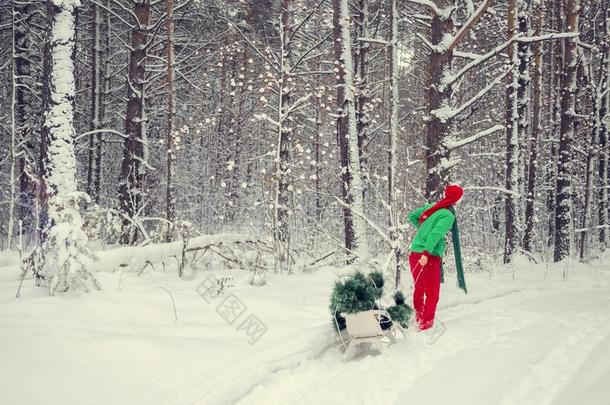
[341,309,406,359]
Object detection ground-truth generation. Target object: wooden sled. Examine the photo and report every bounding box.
[341,309,406,358]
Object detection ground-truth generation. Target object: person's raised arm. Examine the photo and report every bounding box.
[408,205,428,227]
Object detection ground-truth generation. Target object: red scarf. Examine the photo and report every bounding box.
[419,184,464,224]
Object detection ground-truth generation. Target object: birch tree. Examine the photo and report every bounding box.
[333,0,369,260]
[8,1,17,249]
[388,0,401,286]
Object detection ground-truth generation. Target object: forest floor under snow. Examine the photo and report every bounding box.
[1,250,609,405]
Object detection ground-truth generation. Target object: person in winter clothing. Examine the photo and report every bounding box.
[408,184,464,330]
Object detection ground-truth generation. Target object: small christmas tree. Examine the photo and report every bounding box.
[387,291,412,328]
[330,271,412,331]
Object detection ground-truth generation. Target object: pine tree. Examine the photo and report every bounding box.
[40,0,98,295]
[119,0,151,244]
[554,0,580,262]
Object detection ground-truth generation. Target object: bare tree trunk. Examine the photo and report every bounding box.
[503,0,519,263]
[415,1,492,201]
[8,1,18,249]
[425,0,454,200]
[313,7,324,229]
[272,0,294,271]
[553,0,580,262]
[523,2,545,253]
[39,2,53,243]
[14,1,36,237]
[516,3,530,222]
[547,0,564,246]
[388,0,401,287]
[93,1,111,204]
[332,0,368,260]
[597,7,609,247]
[355,0,369,196]
[314,65,323,224]
[87,0,104,204]
[119,0,150,244]
[578,5,607,259]
[165,0,176,241]
[580,107,597,260]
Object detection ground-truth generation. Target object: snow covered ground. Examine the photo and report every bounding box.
[1,250,609,405]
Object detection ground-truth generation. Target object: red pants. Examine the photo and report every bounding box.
[409,252,441,330]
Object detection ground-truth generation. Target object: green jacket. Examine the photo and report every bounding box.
[408,203,456,257]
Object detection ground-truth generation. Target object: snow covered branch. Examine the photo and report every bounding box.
[222,19,279,73]
[442,32,580,92]
[433,70,509,123]
[405,0,443,16]
[443,125,504,151]
[447,0,492,52]
[357,37,390,46]
[516,32,579,43]
[441,37,516,91]
[75,129,129,141]
[96,234,267,271]
[331,196,392,247]
[416,33,435,51]
[465,186,521,197]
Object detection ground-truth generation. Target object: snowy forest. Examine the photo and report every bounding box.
[1,0,610,404]
[0,0,609,276]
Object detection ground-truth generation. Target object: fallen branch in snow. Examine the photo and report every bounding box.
[157,286,178,322]
[96,234,271,275]
[516,249,539,264]
[308,251,336,267]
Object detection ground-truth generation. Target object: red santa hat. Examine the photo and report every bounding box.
[419,184,464,224]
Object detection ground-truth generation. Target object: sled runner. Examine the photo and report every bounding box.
[341,309,405,358]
